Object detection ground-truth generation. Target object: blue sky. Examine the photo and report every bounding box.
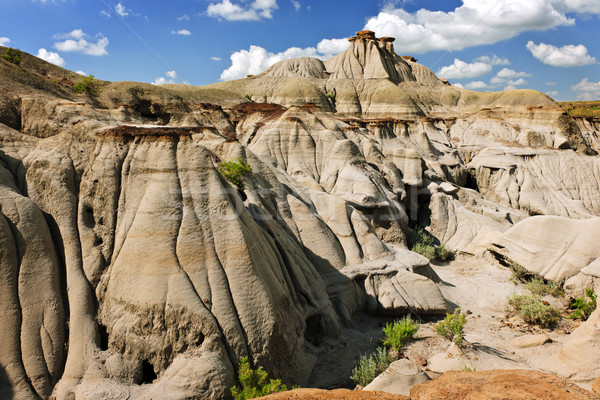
[1,0,600,101]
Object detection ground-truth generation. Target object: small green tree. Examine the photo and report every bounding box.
[570,288,597,320]
[218,158,252,191]
[230,357,289,400]
[2,47,22,65]
[435,308,467,346]
[73,74,100,95]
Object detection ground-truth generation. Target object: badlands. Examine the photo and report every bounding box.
[1,30,600,399]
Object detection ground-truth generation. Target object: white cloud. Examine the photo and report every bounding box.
[0,37,11,46]
[546,81,557,85]
[36,48,66,67]
[572,78,600,100]
[550,0,600,15]
[453,82,464,89]
[465,81,489,90]
[172,29,191,35]
[291,0,301,11]
[437,59,493,79]
[178,14,190,21]
[54,31,109,56]
[546,90,559,98]
[115,2,129,17]
[316,38,349,59]
[363,0,580,54]
[207,0,278,21]
[100,10,111,18]
[221,45,319,80]
[488,68,530,88]
[211,56,222,61]
[474,54,510,65]
[526,41,596,67]
[75,70,86,76]
[153,70,178,85]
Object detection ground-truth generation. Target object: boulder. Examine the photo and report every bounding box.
[511,334,551,349]
[364,359,430,396]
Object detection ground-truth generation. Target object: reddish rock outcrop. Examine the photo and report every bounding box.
[409,370,597,400]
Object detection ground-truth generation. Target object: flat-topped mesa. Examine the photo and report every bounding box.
[326,30,439,84]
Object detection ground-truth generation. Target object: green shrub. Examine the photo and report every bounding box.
[2,47,21,65]
[73,74,100,95]
[526,276,564,297]
[218,158,252,191]
[230,357,289,400]
[570,288,597,321]
[435,308,467,346]
[382,315,419,351]
[350,347,397,387]
[411,228,454,262]
[461,365,476,372]
[507,294,561,328]
[244,94,252,101]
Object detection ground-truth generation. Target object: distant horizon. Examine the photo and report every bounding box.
[2,0,600,101]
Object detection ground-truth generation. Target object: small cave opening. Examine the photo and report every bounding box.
[82,206,95,228]
[141,360,157,384]
[304,314,324,346]
[98,323,109,351]
[464,171,479,192]
[136,100,171,125]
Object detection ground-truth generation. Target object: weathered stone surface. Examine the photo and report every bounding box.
[512,334,551,349]
[409,370,597,400]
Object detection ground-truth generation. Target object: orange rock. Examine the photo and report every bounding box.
[409,370,597,400]
[593,376,600,395]
[257,389,408,400]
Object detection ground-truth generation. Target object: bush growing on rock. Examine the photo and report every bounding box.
[570,288,597,320]
[435,308,467,346]
[382,315,419,351]
[507,294,561,328]
[2,47,21,65]
[73,74,100,95]
[411,228,455,262]
[231,357,289,400]
[218,158,252,191]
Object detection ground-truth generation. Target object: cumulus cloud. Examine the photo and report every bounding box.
[172,29,191,35]
[177,14,190,21]
[0,37,10,46]
[474,54,510,66]
[453,82,464,89]
[437,59,493,79]
[207,0,278,21]
[100,10,111,18]
[526,41,596,67]
[115,2,129,17]
[153,70,178,85]
[36,48,65,67]
[221,45,318,80]
[75,70,86,76]
[54,30,109,56]
[489,68,530,88]
[220,36,351,80]
[465,81,489,90]
[291,0,301,11]
[362,0,581,54]
[572,78,600,100]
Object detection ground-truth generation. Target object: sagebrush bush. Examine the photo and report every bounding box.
[73,74,100,95]
[218,158,252,191]
[570,288,597,320]
[507,294,561,328]
[411,228,454,262]
[350,347,397,387]
[2,47,21,65]
[230,357,289,400]
[382,315,419,350]
[526,276,564,297]
[435,308,466,346]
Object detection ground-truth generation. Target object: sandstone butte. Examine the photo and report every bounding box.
[0,30,599,399]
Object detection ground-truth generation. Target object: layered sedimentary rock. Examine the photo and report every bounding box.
[1,30,600,399]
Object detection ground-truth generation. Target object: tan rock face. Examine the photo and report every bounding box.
[409,370,597,400]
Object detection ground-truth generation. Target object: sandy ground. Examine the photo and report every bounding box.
[307,253,587,390]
